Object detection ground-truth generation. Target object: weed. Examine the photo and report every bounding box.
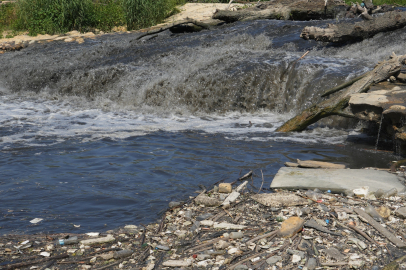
[124,0,185,30]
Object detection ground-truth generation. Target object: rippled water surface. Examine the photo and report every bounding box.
[1,18,405,234]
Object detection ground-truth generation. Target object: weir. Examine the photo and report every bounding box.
[0,18,406,234]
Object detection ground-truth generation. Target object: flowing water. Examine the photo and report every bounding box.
[1,18,405,234]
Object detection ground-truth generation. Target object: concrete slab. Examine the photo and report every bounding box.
[270,167,405,193]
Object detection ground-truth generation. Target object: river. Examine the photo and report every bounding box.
[0,18,405,234]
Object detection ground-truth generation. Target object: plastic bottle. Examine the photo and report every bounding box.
[229,232,243,239]
[155,245,170,251]
[184,210,192,220]
[205,250,226,255]
[113,249,133,259]
[365,204,383,222]
[383,188,397,198]
[54,236,79,246]
[305,190,321,201]
[374,189,385,198]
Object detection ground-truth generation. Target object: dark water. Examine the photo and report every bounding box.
[1,19,405,234]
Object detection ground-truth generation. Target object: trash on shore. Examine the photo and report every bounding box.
[2,161,406,269]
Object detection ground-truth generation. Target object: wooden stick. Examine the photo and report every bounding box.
[321,72,369,97]
[4,254,69,269]
[227,0,234,10]
[348,225,376,244]
[245,230,278,246]
[354,208,406,249]
[184,237,222,253]
[256,170,264,194]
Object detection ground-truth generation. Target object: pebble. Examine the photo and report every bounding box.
[395,207,406,218]
[234,265,249,270]
[169,201,181,208]
[266,255,282,265]
[292,254,301,263]
[306,257,317,270]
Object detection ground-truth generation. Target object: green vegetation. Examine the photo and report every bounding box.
[0,0,185,36]
[0,2,17,36]
[124,0,185,30]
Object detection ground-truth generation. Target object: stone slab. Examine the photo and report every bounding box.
[270,167,404,193]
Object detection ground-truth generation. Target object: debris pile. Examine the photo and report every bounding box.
[2,164,406,269]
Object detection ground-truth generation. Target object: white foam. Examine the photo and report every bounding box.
[0,94,353,150]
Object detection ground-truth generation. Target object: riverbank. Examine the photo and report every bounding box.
[2,164,406,269]
[0,3,247,51]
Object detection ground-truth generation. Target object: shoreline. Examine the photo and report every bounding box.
[0,3,246,51]
[2,165,406,269]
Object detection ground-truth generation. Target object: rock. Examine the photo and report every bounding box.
[324,247,346,261]
[66,30,80,36]
[162,260,192,267]
[271,167,405,193]
[169,201,181,208]
[291,254,301,263]
[376,206,391,219]
[64,38,75,42]
[287,249,305,259]
[266,255,282,265]
[306,257,317,270]
[285,162,299,167]
[395,207,406,218]
[218,183,232,193]
[277,217,304,238]
[251,193,308,207]
[297,159,346,169]
[196,213,212,220]
[234,265,249,270]
[99,253,114,260]
[76,38,85,44]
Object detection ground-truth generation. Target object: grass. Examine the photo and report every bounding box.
[0,0,186,36]
[124,0,185,30]
[0,2,18,37]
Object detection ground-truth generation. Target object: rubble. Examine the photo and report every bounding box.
[2,165,406,269]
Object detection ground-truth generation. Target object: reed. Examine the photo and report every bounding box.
[124,0,185,30]
[0,2,17,35]
[15,0,94,35]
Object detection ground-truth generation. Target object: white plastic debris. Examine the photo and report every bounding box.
[30,218,43,224]
[200,220,214,226]
[353,186,369,197]
[80,235,115,245]
[40,251,50,257]
[162,259,192,267]
[213,222,246,230]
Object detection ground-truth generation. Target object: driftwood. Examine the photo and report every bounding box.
[301,11,406,43]
[133,19,212,41]
[276,53,406,132]
[213,6,291,22]
[213,0,347,22]
[354,208,406,249]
